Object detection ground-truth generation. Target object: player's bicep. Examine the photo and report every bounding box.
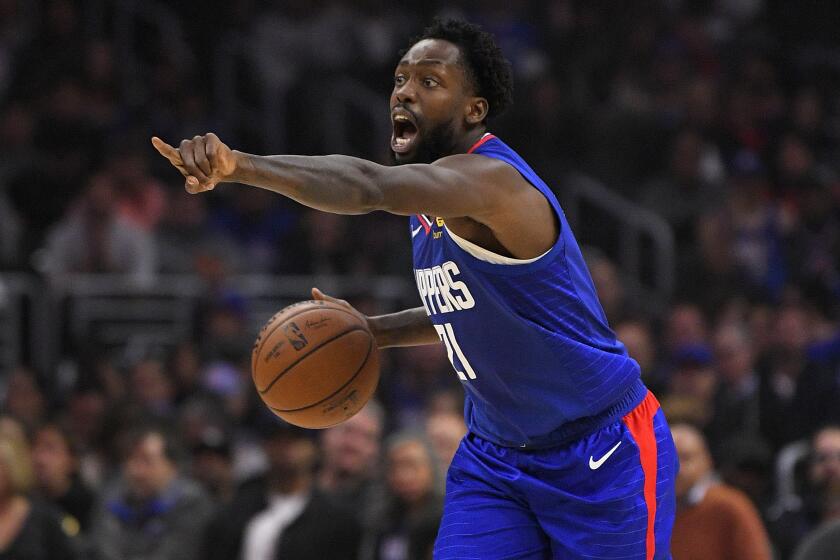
[371,158,500,219]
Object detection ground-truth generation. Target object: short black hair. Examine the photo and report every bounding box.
[405,18,514,120]
[122,423,184,465]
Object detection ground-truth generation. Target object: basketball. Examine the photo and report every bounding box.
[251,299,380,429]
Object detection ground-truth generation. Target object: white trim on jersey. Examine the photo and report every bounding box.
[444,225,551,265]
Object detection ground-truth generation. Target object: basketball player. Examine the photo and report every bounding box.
[153,19,677,559]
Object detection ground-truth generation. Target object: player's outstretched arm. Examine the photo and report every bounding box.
[152,132,556,260]
[152,133,519,219]
[312,288,438,348]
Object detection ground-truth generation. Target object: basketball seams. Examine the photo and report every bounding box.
[258,325,369,395]
[252,301,363,363]
[269,333,375,412]
[251,302,365,384]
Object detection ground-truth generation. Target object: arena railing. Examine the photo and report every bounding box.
[560,172,675,310]
[0,274,52,375]
[0,273,415,375]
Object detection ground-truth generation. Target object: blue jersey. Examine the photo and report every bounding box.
[410,134,646,448]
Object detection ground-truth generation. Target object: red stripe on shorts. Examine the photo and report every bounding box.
[622,391,660,560]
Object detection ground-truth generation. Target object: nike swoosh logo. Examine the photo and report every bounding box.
[589,441,622,470]
[411,225,423,238]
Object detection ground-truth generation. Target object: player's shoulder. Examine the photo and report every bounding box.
[432,152,523,189]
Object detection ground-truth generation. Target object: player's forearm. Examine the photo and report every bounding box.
[368,307,439,348]
[231,151,384,215]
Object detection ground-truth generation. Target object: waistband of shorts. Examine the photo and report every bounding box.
[473,378,648,450]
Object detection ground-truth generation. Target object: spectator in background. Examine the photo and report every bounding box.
[1,367,46,431]
[670,423,772,560]
[105,148,167,233]
[706,322,764,455]
[90,425,214,560]
[168,343,203,405]
[0,437,75,560]
[278,210,353,275]
[317,401,384,520]
[793,519,840,560]
[209,188,297,273]
[0,417,33,499]
[384,346,455,430]
[41,172,157,283]
[676,211,748,314]
[714,434,774,517]
[639,128,725,247]
[665,303,709,356]
[585,251,627,324]
[81,39,119,129]
[662,344,717,429]
[155,191,241,274]
[787,172,840,310]
[31,423,95,535]
[176,395,266,484]
[126,358,177,421]
[424,410,466,469]
[771,425,840,558]
[724,151,789,299]
[203,421,361,560]
[614,319,666,395]
[198,291,252,364]
[759,304,840,450]
[62,390,108,489]
[367,432,444,560]
[190,427,235,506]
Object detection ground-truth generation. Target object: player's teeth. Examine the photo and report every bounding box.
[395,137,408,145]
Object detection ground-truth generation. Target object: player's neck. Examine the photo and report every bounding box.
[455,127,488,155]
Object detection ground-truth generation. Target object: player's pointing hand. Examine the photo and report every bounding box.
[151,133,237,194]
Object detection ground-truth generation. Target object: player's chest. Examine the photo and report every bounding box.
[411,214,447,262]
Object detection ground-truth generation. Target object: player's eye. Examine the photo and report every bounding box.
[394,75,406,86]
[423,77,439,87]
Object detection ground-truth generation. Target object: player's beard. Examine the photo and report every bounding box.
[390,118,458,165]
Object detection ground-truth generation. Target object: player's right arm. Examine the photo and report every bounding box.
[311,288,438,348]
[151,133,556,261]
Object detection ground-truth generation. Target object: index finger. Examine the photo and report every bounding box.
[151,136,184,166]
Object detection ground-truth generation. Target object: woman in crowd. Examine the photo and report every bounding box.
[368,432,444,560]
[0,436,75,560]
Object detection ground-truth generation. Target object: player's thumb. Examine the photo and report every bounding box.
[311,288,348,307]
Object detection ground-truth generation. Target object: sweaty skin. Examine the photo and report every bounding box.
[152,39,558,348]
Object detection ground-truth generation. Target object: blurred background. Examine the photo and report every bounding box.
[0,1,839,559]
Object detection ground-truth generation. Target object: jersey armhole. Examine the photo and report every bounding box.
[443,224,551,265]
[445,150,566,274]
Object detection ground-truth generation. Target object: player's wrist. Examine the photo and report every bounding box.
[228,150,251,183]
[366,315,389,348]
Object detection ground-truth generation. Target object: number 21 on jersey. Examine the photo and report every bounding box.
[434,323,477,380]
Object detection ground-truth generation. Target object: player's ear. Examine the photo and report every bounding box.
[465,97,488,125]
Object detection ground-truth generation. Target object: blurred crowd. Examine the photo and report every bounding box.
[1,0,840,559]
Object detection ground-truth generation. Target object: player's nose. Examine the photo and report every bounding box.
[394,82,417,104]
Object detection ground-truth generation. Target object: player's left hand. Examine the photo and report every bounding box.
[311,287,378,337]
[151,133,237,194]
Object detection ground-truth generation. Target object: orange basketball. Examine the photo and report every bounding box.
[251,299,380,429]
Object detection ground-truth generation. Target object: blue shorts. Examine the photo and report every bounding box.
[434,391,677,559]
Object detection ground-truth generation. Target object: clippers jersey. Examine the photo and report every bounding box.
[410,134,646,448]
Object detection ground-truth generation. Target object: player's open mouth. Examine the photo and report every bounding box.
[391,110,419,154]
